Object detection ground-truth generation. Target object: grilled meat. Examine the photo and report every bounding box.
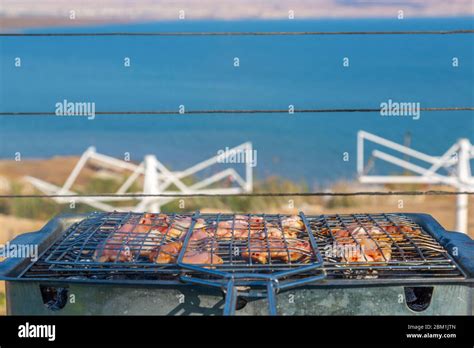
[182,250,223,265]
[214,220,251,239]
[95,214,210,263]
[241,239,311,264]
[258,226,298,240]
[148,224,215,264]
[214,216,263,239]
[383,225,420,241]
[94,214,309,266]
[93,234,133,263]
[156,217,206,239]
[213,215,304,240]
[328,225,394,263]
[148,241,183,264]
[189,228,209,242]
[281,215,305,237]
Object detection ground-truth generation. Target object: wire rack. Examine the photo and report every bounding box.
[177,213,322,273]
[42,211,194,273]
[307,213,463,279]
[19,212,465,281]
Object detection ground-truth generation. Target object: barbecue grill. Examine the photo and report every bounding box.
[1,212,473,315]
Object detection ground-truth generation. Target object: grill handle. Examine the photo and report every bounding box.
[177,211,327,315]
[180,271,326,315]
[223,278,238,315]
[222,277,278,315]
[179,274,279,315]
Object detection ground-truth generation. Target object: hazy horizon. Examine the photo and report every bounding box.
[1,0,473,30]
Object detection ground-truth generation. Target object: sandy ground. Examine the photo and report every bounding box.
[0,214,45,245]
[0,156,99,186]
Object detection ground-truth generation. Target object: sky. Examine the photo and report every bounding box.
[1,0,473,24]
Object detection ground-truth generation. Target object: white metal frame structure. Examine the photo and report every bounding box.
[26,143,254,212]
[357,131,474,234]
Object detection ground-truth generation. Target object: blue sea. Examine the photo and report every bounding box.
[0,18,473,186]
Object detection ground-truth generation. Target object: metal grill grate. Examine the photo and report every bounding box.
[307,213,463,279]
[20,212,465,281]
[177,213,322,273]
[42,211,196,273]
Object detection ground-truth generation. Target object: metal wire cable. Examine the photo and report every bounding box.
[1,30,473,37]
[1,107,472,116]
[1,30,471,200]
[1,191,473,199]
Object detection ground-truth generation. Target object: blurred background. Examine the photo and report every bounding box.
[0,0,473,313]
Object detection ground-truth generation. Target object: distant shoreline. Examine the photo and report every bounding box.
[0,17,131,31]
[2,15,473,31]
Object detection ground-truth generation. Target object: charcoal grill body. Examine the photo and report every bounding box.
[5,279,473,315]
[1,213,473,316]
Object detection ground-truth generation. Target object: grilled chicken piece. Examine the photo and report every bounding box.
[93,220,144,262]
[115,222,164,257]
[215,216,302,240]
[182,250,223,265]
[259,226,299,240]
[328,226,394,263]
[241,239,311,264]
[332,229,354,244]
[173,217,206,230]
[343,247,371,262]
[382,225,420,241]
[148,241,183,264]
[276,240,312,262]
[154,217,206,239]
[240,239,269,263]
[235,215,264,227]
[339,236,392,263]
[281,215,305,235]
[214,219,260,239]
[149,234,219,265]
[359,239,391,262]
[319,221,423,264]
[93,234,133,263]
[94,214,176,262]
[348,226,384,238]
[138,213,169,233]
[189,228,209,241]
[138,216,206,254]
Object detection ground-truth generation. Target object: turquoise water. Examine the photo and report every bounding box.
[0,18,473,186]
